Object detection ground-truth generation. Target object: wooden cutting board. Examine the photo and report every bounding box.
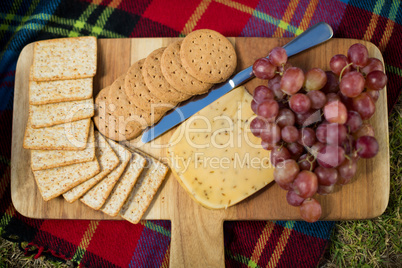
[11,38,390,267]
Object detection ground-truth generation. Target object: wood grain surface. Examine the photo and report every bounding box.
[11,38,390,267]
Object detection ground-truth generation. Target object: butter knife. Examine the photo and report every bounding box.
[141,22,333,143]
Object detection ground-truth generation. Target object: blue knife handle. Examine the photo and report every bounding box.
[231,22,333,89]
[283,22,334,58]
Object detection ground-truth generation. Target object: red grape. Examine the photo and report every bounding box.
[268,75,284,100]
[277,63,292,74]
[307,90,327,109]
[361,57,384,75]
[287,142,305,159]
[367,89,379,102]
[281,125,299,143]
[339,71,365,97]
[250,117,267,137]
[330,54,351,76]
[295,109,322,127]
[251,100,259,113]
[347,43,369,68]
[345,111,362,133]
[317,145,345,168]
[261,140,275,151]
[293,170,318,198]
[304,68,327,91]
[315,166,338,186]
[323,100,348,124]
[268,47,287,67]
[260,123,281,144]
[337,176,352,185]
[317,184,335,195]
[253,58,276,79]
[338,91,354,110]
[352,92,375,120]
[298,127,316,147]
[353,123,375,139]
[298,154,317,171]
[325,123,347,145]
[326,93,341,103]
[316,122,328,143]
[257,99,279,119]
[337,158,357,179]
[321,71,339,94]
[253,85,275,103]
[270,146,291,167]
[310,142,325,158]
[300,198,322,223]
[276,108,295,128]
[365,70,387,91]
[289,93,312,114]
[280,67,305,95]
[286,189,305,206]
[356,136,379,158]
[341,135,356,156]
[274,159,299,190]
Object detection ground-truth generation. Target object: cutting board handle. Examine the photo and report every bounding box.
[170,215,224,267]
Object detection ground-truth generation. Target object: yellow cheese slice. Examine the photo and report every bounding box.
[167,86,274,209]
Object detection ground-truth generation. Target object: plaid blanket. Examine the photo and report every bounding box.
[1,0,400,267]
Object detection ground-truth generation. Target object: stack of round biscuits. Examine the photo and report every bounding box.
[94,29,237,141]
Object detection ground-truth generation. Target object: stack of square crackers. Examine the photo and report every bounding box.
[23,37,169,224]
[24,37,99,202]
[94,29,237,142]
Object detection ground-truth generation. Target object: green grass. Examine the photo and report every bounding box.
[321,101,402,267]
[0,234,74,268]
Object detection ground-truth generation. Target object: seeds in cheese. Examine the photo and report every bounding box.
[167,86,274,209]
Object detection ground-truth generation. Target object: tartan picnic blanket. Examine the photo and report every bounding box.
[0,0,400,267]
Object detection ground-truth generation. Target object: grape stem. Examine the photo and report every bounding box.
[297,159,306,164]
[297,156,315,171]
[278,143,284,150]
[277,63,286,76]
[339,62,353,82]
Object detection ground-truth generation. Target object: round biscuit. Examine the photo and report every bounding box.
[143,47,192,101]
[180,29,237,83]
[94,86,143,141]
[161,40,213,95]
[108,74,164,126]
[124,59,170,114]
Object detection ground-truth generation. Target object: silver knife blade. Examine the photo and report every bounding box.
[141,22,333,143]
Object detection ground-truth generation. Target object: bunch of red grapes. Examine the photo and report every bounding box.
[250,44,387,223]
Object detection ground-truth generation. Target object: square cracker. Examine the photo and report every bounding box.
[32,37,97,81]
[120,153,168,224]
[63,131,120,203]
[31,123,95,171]
[30,99,94,128]
[101,152,146,217]
[80,139,131,210]
[23,118,91,150]
[33,154,100,201]
[29,78,93,105]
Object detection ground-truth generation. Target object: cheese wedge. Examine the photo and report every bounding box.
[167,86,274,209]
